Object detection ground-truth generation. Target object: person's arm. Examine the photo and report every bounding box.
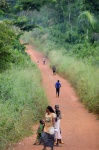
[36,125,40,134]
[52,113,56,127]
[60,111,62,119]
[60,83,61,87]
[55,83,56,87]
[52,117,55,127]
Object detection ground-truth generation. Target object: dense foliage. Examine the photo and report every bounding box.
[0,0,55,31]
[28,0,99,64]
[0,21,26,71]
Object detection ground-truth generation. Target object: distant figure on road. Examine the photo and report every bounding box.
[37,60,39,65]
[52,65,56,75]
[55,80,61,97]
[43,57,46,65]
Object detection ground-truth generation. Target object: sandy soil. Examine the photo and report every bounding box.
[11,45,99,150]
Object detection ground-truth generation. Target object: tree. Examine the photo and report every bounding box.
[78,11,96,41]
[0,21,25,71]
[83,0,99,14]
[0,0,54,31]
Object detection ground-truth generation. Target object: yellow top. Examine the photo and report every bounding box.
[44,113,56,133]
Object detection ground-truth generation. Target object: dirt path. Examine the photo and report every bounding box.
[13,45,99,150]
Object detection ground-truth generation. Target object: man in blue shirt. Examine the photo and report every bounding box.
[55,80,61,97]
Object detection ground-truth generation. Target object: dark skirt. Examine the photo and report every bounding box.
[41,132,55,148]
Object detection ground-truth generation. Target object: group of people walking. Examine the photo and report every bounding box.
[38,58,57,75]
[34,57,63,150]
[34,105,63,150]
[37,57,46,65]
[37,57,61,97]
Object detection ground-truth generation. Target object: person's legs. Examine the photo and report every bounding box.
[33,134,39,145]
[56,88,58,96]
[57,139,60,146]
[38,133,42,144]
[41,132,47,149]
[42,146,46,150]
[59,139,64,144]
[43,61,45,65]
[57,88,60,97]
[51,134,55,150]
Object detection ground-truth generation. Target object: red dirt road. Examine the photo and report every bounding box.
[13,45,99,150]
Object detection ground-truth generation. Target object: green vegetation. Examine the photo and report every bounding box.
[0,21,25,72]
[49,51,99,114]
[0,65,48,149]
[0,21,48,149]
[0,0,54,31]
[0,0,99,149]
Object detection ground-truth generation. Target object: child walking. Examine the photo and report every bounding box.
[33,120,45,145]
[54,105,64,145]
[54,110,63,146]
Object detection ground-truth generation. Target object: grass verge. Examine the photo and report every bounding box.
[0,58,48,149]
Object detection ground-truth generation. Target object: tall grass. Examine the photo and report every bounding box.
[49,50,99,114]
[0,64,48,149]
[21,31,99,115]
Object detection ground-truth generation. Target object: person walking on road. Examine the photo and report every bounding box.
[55,80,61,97]
[37,60,39,65]
[52,65,56,75]
[43,57,46,65]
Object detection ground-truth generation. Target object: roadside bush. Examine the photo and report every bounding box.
[0,61,48,150]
